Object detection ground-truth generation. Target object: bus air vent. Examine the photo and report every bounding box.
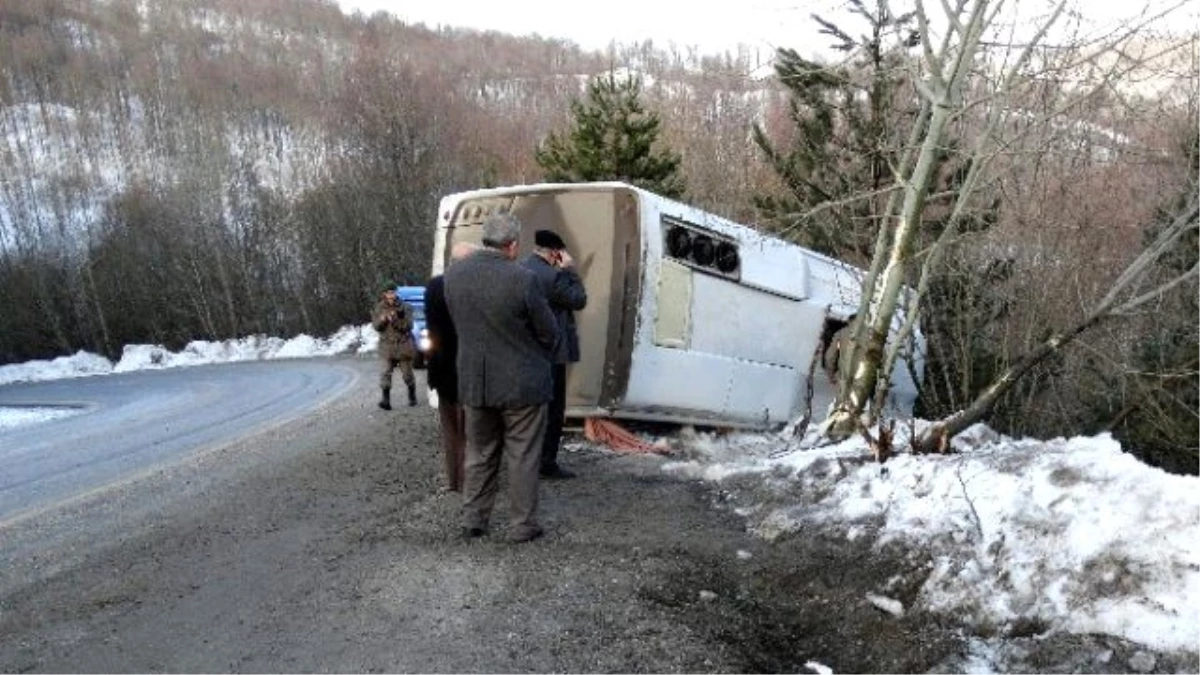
[715,241,740,273]
[691,235,715,266]
[666,226,692,258]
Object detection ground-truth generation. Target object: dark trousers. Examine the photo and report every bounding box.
[438,401,466,492]
[462,404,547,540]
[541,363,567,471]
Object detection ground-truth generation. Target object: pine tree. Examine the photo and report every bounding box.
[754,1,1020,430]
[752,0,919,267]
[535,72,685,199]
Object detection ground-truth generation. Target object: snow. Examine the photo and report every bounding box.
[0,405,82,430]
[1,325,1197,662]
[0,98,324,255]
[0,325,376,388]
[659,422,1200,656]
[0,350,115,387]
[865,592,905,617]
[805,661,834,675]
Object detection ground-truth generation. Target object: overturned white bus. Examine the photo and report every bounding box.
[430,182,923,430]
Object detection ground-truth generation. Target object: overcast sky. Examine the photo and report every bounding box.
[334,0,1195,59]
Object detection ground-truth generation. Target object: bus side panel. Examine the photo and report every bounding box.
[802,252,862,316]
[688,274,810,368]
[722,360,802,424]
[617,203,810,426]
[737,237,809,300]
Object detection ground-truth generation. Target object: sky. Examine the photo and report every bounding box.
[334,0,1196,60]
[2,326,1197,670]
[340,0,832,57]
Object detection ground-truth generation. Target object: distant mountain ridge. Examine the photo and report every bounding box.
[0,0,785,363]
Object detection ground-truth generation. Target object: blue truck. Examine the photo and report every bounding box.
[397,286,429,368]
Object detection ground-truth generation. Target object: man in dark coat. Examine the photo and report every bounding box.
[445,213,558,543]
[371,283,417,409]
[424,242,478,493]
[522,229,588,479]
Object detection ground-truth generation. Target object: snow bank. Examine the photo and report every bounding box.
[665,423,1200,653]
[1,324,377,385]
[0,350,114,386]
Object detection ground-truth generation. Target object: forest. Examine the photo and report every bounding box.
[1,0,1195,471]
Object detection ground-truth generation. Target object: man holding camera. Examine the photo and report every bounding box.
[522,229,588,479]
[371,283,418,409]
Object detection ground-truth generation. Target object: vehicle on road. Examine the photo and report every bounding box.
[396,286,429,369]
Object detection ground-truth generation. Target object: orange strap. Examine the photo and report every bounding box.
[583,417,668,454]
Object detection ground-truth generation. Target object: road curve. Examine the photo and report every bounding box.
[0,358,359,522]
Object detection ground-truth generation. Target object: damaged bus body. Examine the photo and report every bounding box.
[431,182,923,430]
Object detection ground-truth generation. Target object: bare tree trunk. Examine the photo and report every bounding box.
[916,311,1103,451]
[829,49,973,437]
[915,193,1199,451]
[827,0,1071,439]
[83,260,113,356]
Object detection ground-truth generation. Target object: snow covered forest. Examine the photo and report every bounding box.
[1,0,1195,472]
[0,0,787,361]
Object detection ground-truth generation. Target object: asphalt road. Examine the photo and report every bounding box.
[0,359,359,523]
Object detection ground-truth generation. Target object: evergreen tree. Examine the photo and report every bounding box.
[535,72,685,199]
[752,0,919,266]
[755,1,1025,428]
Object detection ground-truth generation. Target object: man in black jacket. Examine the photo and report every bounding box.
[424,242,478,493]
[522,229,588,479]
[445,214,558,543]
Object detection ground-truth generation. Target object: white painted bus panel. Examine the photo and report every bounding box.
[687,273,809,368]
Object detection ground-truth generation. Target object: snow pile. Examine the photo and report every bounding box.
[0,350,115,387]
[111,326,376,372]
[0,405,83,430]
[662,423,1200,653]
[1,325,378,385]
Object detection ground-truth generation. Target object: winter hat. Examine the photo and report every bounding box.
[534,229,566,250]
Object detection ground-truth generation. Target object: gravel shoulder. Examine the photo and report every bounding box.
[0,355,1192,673]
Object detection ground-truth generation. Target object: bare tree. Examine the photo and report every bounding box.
[819,0,1198,451]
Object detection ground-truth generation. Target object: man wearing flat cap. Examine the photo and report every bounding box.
[522,228,588,479]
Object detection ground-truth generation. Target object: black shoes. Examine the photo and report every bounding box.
[462,526,542,543]
[462,526,487,539]
[378,386,416,409]
[539,466,576,480]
